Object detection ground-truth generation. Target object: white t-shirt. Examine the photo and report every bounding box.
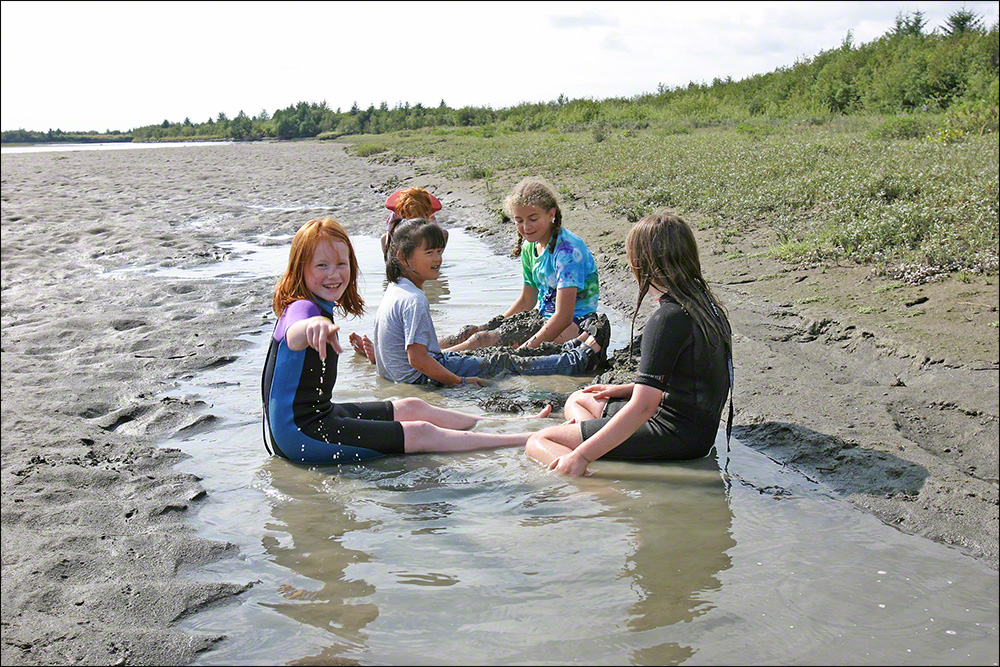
[373,277,440,383]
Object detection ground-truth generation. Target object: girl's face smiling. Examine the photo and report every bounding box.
[511,205,556,247]
[402,240,444,288]
[306,239,352,302]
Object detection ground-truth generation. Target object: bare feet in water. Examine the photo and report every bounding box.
[490,404,553,421]
[349,332,375,363]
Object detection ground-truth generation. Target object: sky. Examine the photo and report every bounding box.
[2,0,997,133]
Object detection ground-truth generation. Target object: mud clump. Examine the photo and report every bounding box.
[476,390,568,414]
[594,335,642,385]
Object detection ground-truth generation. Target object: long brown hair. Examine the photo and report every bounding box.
[504,177,563,257]
[625,212,731,354]
[272,218,364,317]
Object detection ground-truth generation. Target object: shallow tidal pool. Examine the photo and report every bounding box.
[149,229,997,666]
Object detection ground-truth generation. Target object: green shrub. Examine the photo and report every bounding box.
[735,120,778,137]
[928,101,998,144]
[351,142,387,157]
[463,164,493,180]
[871,116,923,140]
[660,124,692,135]
[864,173,920,202]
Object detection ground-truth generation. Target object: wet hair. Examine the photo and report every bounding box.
[625,212,731,356]
[272,218,364,318]
[385,218,448,283]
[503,178,563,257]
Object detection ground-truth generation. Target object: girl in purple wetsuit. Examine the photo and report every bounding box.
[525,213,734,476]
[261,218,549,465]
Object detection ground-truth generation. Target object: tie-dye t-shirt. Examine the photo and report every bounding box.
[521,227,599,320]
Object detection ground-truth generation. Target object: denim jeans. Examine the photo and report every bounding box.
[425,341,593,382]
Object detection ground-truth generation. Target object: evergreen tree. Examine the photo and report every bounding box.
[230,111,253,140]
[942,7,984,36]
[893,10,927,37]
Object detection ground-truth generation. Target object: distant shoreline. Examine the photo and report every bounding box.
[0,136,246,146]
[0,135,133,145]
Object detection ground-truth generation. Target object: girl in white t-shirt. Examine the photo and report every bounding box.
[369,218,609,388]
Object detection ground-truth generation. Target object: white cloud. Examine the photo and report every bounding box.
[550,12,619,29]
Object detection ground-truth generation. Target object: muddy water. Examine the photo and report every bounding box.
[150,229,997,666]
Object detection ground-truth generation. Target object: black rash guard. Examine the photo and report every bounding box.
[580,295,731,460]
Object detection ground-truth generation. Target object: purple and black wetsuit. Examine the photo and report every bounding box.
[261,298,405,464]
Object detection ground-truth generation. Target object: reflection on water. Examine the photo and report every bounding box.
[260,462,380,659]
[255,449,734,666]
[154,230,997,666]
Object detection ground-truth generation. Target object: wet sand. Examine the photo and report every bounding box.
[1,140,997,665]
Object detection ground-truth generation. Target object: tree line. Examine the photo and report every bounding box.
[3,9,996,144]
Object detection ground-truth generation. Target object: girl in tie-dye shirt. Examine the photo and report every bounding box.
[443,178,603,353]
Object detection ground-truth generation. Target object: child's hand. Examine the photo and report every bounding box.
[582,384,616,400]
[548,450,590,477]
[516,334,541,350]
[304,318,341,361]
[462,376,487,387]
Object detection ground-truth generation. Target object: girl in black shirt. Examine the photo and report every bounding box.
[526,213,733,476]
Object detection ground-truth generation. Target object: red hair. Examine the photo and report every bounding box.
[392,187,437,220]
[272,218,364,317]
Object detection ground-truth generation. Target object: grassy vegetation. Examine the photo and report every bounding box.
[346,115,998,279]
[348,142,388,157]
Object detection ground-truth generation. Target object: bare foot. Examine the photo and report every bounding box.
[349,332,365,355]
[349,333,376,363]
[490,404,552,422]
[362,335,375,363]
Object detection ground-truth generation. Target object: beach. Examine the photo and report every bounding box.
[1,140,997,665]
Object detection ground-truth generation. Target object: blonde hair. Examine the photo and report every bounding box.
[272,218,364,317]
[503,177,563,257]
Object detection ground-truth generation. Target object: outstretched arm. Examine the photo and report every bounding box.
[286,316,342,361]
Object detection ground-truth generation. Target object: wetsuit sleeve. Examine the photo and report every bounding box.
[273,300,322,342]
[634,304,691,392]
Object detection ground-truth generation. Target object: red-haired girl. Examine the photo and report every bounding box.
[262,218,548,465]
